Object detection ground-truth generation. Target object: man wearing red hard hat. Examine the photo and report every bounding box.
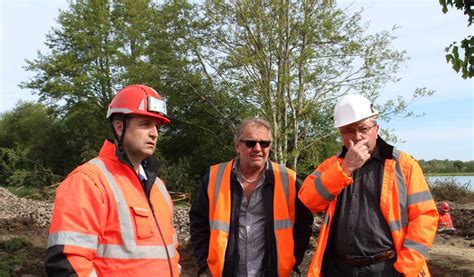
[45,85,180,276]
[438,201,455,233]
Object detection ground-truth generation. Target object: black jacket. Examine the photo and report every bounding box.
[189,160,313,276]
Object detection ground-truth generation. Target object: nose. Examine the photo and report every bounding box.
[150,125,159,139]
[353,130,364,140]
[253,142,262,151]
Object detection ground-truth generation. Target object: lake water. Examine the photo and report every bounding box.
[426,176,474,191]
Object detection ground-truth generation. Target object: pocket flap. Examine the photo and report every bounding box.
[132,206,150,217]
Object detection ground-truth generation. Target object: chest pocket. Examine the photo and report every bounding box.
[131,206,155,239]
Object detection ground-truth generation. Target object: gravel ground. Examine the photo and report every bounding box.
[1,187,473,276]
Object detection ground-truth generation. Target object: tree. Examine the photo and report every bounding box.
[439,0,473,79]
[21,0,434,194]
[0,102,62,188]
[20,0,241,195]
[21,0,166,159]
[183,0,431,171]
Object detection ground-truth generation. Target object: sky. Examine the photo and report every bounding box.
[1,0,473,161]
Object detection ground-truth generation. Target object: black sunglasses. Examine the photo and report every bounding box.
[240,140,271,148]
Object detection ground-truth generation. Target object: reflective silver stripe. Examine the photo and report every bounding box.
[404,238,430,258]
[90,158,135,250]
[208,163,230,277]
[277,163,290,204]
[389,220,403,232]
[274,219,294,230]
[407,191,433,205]
[210,162,229,214]
[106,107,133,118]
[312,171,335,202]
[96,244,176,259]
[48,231,98,249]
[155,177,173,209]
[90,269,97,277]
[210,220,230,232]
[393,150,408,228]
[88,158,176,259]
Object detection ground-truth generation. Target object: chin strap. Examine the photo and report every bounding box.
[111,115,132,166]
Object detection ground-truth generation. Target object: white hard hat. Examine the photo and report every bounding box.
[333,94,379,128]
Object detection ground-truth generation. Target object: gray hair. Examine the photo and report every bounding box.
[234,117,272,144]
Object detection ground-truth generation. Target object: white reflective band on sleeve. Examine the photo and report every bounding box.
[148,97,167,115]
[313,171,335,202]
[90,269,97,277]
[47,231,98,249]
[403,238,430,258]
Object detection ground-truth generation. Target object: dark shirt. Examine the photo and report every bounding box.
[332,146,394,256]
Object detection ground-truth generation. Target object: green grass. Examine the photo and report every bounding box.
[425,172,474,176]
[3,185,55,201]
[4,186,41,198]
[0,238,29,277]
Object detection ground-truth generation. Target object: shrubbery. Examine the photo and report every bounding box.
[428,177,474,204]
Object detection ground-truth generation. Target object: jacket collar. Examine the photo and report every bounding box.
[99,139,160,180]
[337,136,394,160]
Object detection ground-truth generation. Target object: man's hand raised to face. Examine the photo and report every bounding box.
[341,139,371,177]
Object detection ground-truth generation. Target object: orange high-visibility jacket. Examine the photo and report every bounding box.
[438,213,454,229]
[45,140,180,276]
[298,141,438,277]
[207,160,296,277]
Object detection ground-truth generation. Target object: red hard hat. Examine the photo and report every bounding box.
[441,201,449,211]
[106,84,170,124]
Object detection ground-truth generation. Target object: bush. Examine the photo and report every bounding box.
[159,157,200,204]
[428,177,474,204]
[4,238,26,253]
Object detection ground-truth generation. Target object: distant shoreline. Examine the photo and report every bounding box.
[425,172,474,176]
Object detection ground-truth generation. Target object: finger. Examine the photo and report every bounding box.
[354,138,369,148]
[348,140,355,149]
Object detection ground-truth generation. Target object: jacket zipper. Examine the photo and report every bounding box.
[148,200,174,277]
[137,171,174,277]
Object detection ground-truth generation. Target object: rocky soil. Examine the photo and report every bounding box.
[0,187,473,276]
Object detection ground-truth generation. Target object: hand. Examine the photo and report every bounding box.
[341,139,370,176]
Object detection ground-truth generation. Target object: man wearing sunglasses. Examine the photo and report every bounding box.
[298,94,438,276]
[190,117,313,276]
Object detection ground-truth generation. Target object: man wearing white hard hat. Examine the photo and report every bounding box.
[298,94,438,276]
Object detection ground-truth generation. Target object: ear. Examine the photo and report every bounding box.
[234,142,241,155]
[113,120,124,137]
